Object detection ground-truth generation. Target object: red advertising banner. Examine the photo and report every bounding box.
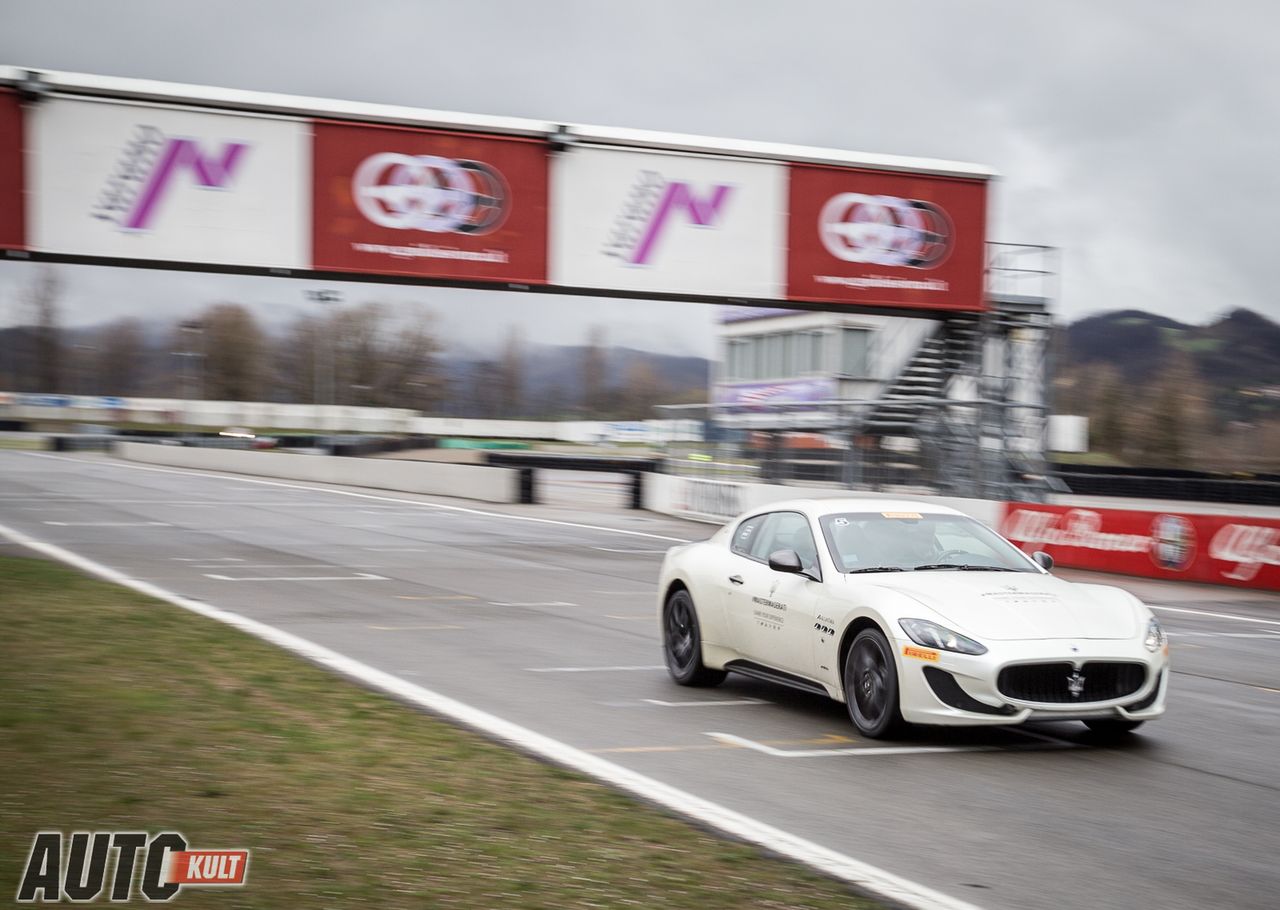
[786,165,987,311]
[312,120,548,283]
[1001,503,1280,591]
[0,89,24,250]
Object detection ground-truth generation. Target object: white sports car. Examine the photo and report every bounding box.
[657,498,1169,738]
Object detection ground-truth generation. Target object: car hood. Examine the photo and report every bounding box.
[865,572,1139,641]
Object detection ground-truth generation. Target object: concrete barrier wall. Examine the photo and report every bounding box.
[643,473,1004,527]
[1,392,701,441]
[116,443,520,504]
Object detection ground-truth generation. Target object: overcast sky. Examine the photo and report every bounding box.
[1,0,1276,355]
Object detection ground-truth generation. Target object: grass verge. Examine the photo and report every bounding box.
[0,554,883,909]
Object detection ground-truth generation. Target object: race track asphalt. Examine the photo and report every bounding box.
[2,451,1278,910]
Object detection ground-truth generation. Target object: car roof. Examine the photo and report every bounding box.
[741,498,967,519]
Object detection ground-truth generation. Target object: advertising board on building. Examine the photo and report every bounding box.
[550,146,786,299]
[714,378,837,407]
[29,97,308,268]
[787,164,987,312]
[1002,503,1280,591]
[312,121,548,283]
[0,89,23,249]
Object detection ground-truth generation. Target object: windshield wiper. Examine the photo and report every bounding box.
[846,566,907,574]
[912,563,1020,572]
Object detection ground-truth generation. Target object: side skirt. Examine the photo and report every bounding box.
[724,659,830,697]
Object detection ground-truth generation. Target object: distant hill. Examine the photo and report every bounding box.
[1060,307,1280,422]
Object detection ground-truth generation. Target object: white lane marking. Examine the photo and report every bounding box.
[172,557,243,562]
[526,665,666,673]
[190,564,383,570]
[707,732,1003,758]
[0,519,985,910]
[1006,726,1081,747]
[362,547,429,552]
[644,698,768,708]
[43,520,171,527]
[591,590,656,596]
[368,624,465,632]
[591,546,671,554]
[22,452,693,543]
[488,600,577,607]
[1150,604,1280,628]
[1168,631,1280,640]
[203,572,388,582]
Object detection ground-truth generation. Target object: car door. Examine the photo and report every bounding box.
[725,511,824,678]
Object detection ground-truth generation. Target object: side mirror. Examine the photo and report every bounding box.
[1032,551,1054,571]
[768,549,804,574]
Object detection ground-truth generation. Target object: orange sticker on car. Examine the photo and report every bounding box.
[903,645,940,662]
[881,511,923,519]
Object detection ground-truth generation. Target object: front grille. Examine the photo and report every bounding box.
[997,661,1146,704]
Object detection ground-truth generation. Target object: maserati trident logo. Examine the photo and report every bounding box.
[1067,669,1086,699]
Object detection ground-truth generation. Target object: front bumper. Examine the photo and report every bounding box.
[895,636,1170,726]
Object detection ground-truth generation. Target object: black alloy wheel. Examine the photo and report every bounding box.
[662,589,726,687]
[844,628,903,738]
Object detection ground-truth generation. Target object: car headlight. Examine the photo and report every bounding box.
[898,618,987,655]
[1143,617,1166,653]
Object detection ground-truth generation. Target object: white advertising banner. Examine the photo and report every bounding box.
[550,146,785,298]
[31,98,308,268]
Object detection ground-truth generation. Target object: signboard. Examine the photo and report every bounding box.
[550,146,785,298]
[714,378,837,407]
[30,98,308,268]
[1002,503,1280,591]
[0,89,22,249]
[311,121,548,282]
[787,165,987,311]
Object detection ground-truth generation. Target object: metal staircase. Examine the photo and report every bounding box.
[861,315,982,436]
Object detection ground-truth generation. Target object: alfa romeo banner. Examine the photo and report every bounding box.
[29,97,309,268]
[0,89,23,250]
[786,164,987,311]
[1001,503,1280,590]
[311,121,549,282]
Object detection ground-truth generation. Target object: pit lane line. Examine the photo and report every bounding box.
[0,518,987,910]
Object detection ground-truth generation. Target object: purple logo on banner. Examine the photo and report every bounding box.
[604,171,733,265]
[93,126,250,231]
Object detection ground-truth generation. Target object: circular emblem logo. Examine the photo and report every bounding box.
[1150,514,1196,571]
[818,193,951,268]
[352,153,508,235]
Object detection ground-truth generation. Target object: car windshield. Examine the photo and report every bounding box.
[818,511,1037,573]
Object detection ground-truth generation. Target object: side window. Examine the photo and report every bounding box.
[730,514,768,557]
[751,511,821,578]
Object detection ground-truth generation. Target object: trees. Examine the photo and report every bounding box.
[581,325,608,415]
[95,318,146,396]
[195,303,266,401]
[15,268,65,393]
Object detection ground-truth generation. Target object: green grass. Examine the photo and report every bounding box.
[0,555,882,909]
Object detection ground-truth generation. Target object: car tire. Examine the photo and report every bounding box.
[662,589,726,687]
[1083,719,1144,738]
[843,628,904,738]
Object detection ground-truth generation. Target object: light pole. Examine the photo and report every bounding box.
[305,289,341,409]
